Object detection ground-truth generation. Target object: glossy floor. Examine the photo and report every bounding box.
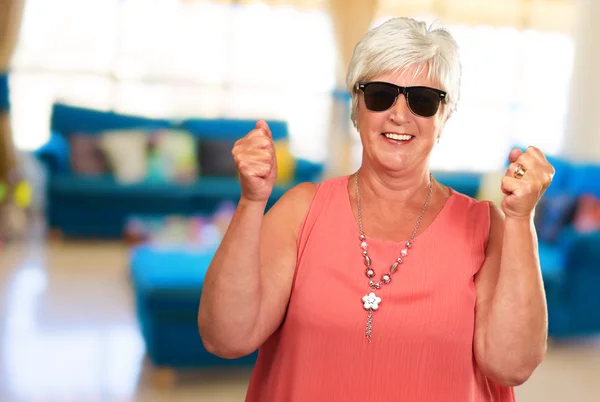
[1,238,599,401]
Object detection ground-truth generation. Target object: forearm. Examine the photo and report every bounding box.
[198,197,266,357]
[485,216,548,380]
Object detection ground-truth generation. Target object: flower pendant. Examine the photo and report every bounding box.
[362,291,381,310]
[362,292,381,343]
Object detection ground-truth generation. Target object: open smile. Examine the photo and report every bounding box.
[381,132,414,144]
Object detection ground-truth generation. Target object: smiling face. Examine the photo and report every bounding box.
[355,65,451,175]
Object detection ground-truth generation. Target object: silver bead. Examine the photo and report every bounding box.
[363,250,368,256]
[390,262,399,273]
[369,280,375,287]
[359,234,366,241]
[382,274,391,284]
[375,282,381,289]
[366,269,375,278]
[397,257,403,263]
[406,241,412,249]
[364,255,371,268]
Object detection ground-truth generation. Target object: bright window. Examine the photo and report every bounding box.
[10,2,573,172]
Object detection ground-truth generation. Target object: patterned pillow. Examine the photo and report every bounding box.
[573,194,600,233]
[147,129,198,184]
[197,138,237,177]
[100,130,149,184]
[69,134,108,175]
[534,194,578,243]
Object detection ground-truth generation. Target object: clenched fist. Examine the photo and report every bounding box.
[232,120,277,203]
[501,146,555,220]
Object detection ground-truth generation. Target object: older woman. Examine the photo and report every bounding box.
[198,17,552,401]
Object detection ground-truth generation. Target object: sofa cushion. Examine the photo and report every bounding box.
[573,194,600,233]
[197,138,237,177]
[130,244,214,312]
[69,134,109,175]
[534,194,577,243]
[100,130,149,184]
[147,129,198,184]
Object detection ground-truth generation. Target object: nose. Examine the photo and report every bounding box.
[388,93,412,124]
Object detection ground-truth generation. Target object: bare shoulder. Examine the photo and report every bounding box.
[264,182,318,233]
[485,201,505,250]
[277,182,319,207]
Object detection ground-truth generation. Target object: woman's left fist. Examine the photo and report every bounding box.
[501,146,555,220]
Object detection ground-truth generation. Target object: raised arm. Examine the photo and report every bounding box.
[198,120,316,358]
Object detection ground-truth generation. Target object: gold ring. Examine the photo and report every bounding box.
[513,164,526,179]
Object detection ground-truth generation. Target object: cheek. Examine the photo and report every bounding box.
[415,116,443,139]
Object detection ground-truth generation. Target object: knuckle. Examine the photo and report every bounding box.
[238,159,249,170]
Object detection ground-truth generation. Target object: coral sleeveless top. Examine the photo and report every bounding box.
[245,176,515,402]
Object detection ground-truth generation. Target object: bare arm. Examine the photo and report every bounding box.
[198,178,316,358]
[198,183,316,358]
[474,146,552,386]
[474,203,547,386]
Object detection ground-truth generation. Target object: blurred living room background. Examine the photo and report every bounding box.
[1,0,599,401]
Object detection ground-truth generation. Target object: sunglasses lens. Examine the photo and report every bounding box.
[407,88,441,117]
[363,83,398,112]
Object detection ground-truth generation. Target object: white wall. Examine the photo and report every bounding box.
[563,0,600,162]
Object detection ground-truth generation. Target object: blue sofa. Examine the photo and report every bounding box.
[0,72,8,111]
[536,155,600,339]
[35,103,324,238]
[130,244,258,369]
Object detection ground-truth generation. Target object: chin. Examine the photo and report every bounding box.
[376,157,411,173]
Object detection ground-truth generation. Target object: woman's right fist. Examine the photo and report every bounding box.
[232,120,278,203]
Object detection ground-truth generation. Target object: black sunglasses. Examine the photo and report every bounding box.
[355,81,447,117]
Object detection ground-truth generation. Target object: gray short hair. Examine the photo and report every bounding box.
[346,17,461,126]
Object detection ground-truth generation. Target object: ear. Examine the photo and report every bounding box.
[444,109,453,124]
[354,100,361,127]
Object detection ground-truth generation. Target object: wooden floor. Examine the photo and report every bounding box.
[1,235,599,401]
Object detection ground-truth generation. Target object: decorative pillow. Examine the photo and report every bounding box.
[147,130,198,184]
[100,130,149,184]
[197,139,237,177]
[475,170,505,205]
[573,194,600,233]
[69,134,108,175]
[534,194,578,243]
[197,138,296,182]
[274,140,296,185]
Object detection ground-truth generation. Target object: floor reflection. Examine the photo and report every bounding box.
[1,246,144,402]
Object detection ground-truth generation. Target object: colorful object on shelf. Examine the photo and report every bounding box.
[0,180,32,209]
[274,140,296,185]
[14,181,32,209]
[0,183,6,203]
[124,201,236,248]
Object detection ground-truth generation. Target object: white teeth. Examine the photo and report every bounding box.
[384,133,412,141]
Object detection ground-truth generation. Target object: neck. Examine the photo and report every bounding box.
[356,161,433,205]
